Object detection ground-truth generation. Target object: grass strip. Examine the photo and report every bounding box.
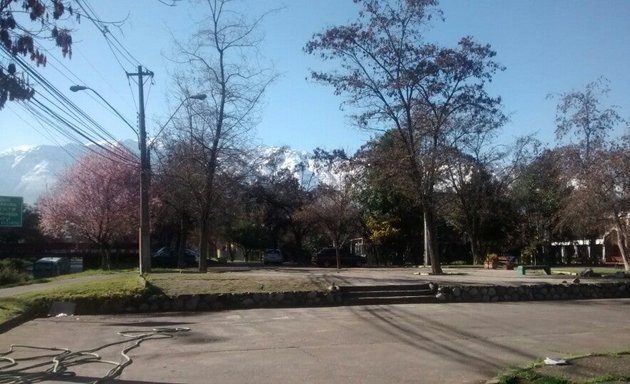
[2,271,329,324]
[496,351,630,384]
[146,272,328,296]
[0,273,143,324]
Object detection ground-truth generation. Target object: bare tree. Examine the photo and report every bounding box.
[552,80,627,268]
[554,78,624,162]
[601,141,630,271]
[167,0,274,272]
[153,137,200,268]
[557,143,630,271]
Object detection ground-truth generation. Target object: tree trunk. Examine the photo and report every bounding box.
[470,239,478,266]
[177,213,188,269]
[198,213,210,272]
[615,224,630,271]
[423,215,429,267]
[100,246,111,270]
[470,216,483,265]
[423,204,442,274]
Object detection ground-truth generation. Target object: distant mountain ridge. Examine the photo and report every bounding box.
[0,144,84,204]
[0,142,321,205]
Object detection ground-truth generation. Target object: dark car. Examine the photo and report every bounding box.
[33,257,71,278]
[263,249,283,265]
[151,247,200,268]
[311,248,366,267]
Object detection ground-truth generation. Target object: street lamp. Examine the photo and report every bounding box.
[69,85,138,136]
[148,93,207,149]
[69,84,206,274]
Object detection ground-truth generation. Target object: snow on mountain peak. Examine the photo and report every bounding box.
[1,145,38,157]
[0,143,326,205]
[0,143,84,204]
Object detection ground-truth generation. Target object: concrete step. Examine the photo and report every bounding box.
[343,295,438,306]
[343,289,434,298]
[339,283,433,292]
[339,284,437,305]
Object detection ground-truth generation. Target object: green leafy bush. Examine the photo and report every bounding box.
[0,258,31,286]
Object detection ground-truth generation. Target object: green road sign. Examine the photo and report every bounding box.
[0,196,23,227]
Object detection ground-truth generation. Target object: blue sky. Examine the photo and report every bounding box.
[2,0,629,154]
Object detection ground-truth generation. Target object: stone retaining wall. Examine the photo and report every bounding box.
[70,290,343,315]
[68,281,630,315]
[436,281,630,302]
[7,281,630,324]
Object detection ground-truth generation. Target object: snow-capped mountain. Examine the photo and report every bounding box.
[254,145,320,187]
[0,144,84,204]
[0,142,329,205]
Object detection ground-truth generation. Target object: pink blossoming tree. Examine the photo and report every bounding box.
[38,146,139,269]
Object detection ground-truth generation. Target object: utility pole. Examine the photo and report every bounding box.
[127,65,154,274]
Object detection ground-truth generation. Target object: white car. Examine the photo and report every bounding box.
[263,249,283,265]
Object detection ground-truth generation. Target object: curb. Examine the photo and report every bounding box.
[2,280,629,334]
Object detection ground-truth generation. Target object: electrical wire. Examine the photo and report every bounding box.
[0,46,139,165]
[38,41,132,119]
[20,99,138,167]
[1,2,155,166]
[0,51,121,145]
[6,103,72,152]
[0,327,191,384]
[74,0,156,130]
[75,0,143,72]
[2,32,140,154]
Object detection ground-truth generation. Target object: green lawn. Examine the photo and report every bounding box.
[0,270,328,324]
[146,272,328,296]
[0,272,143,323]
[495,351,630,384]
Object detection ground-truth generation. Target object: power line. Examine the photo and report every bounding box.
[74,0,155,128]
[75,0,144,72]
[0,48,138,166]
[28,97,138,166]
[0,2,157,167]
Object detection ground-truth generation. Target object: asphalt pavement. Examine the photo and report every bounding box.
[2,299,630,383]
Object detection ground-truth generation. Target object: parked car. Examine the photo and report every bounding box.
[263,249,283,265]
[33,257,71,278]
[311,248,365,267]
[151,247,200,268]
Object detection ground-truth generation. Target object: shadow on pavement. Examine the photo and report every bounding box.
[104,320,196,327]
[350,304,535,377]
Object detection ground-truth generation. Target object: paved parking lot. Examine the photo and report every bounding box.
[2,299,630,383]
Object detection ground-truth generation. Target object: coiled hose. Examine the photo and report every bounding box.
[0,327,190,383]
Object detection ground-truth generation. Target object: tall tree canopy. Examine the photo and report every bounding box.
[305,0,505,273]
[554,78,624,162]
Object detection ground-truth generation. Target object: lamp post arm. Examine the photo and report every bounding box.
[148,99,187,150]
[70,85,138,136]
[148,94,206,150]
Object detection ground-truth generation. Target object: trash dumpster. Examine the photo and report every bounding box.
[33,257,71,278]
